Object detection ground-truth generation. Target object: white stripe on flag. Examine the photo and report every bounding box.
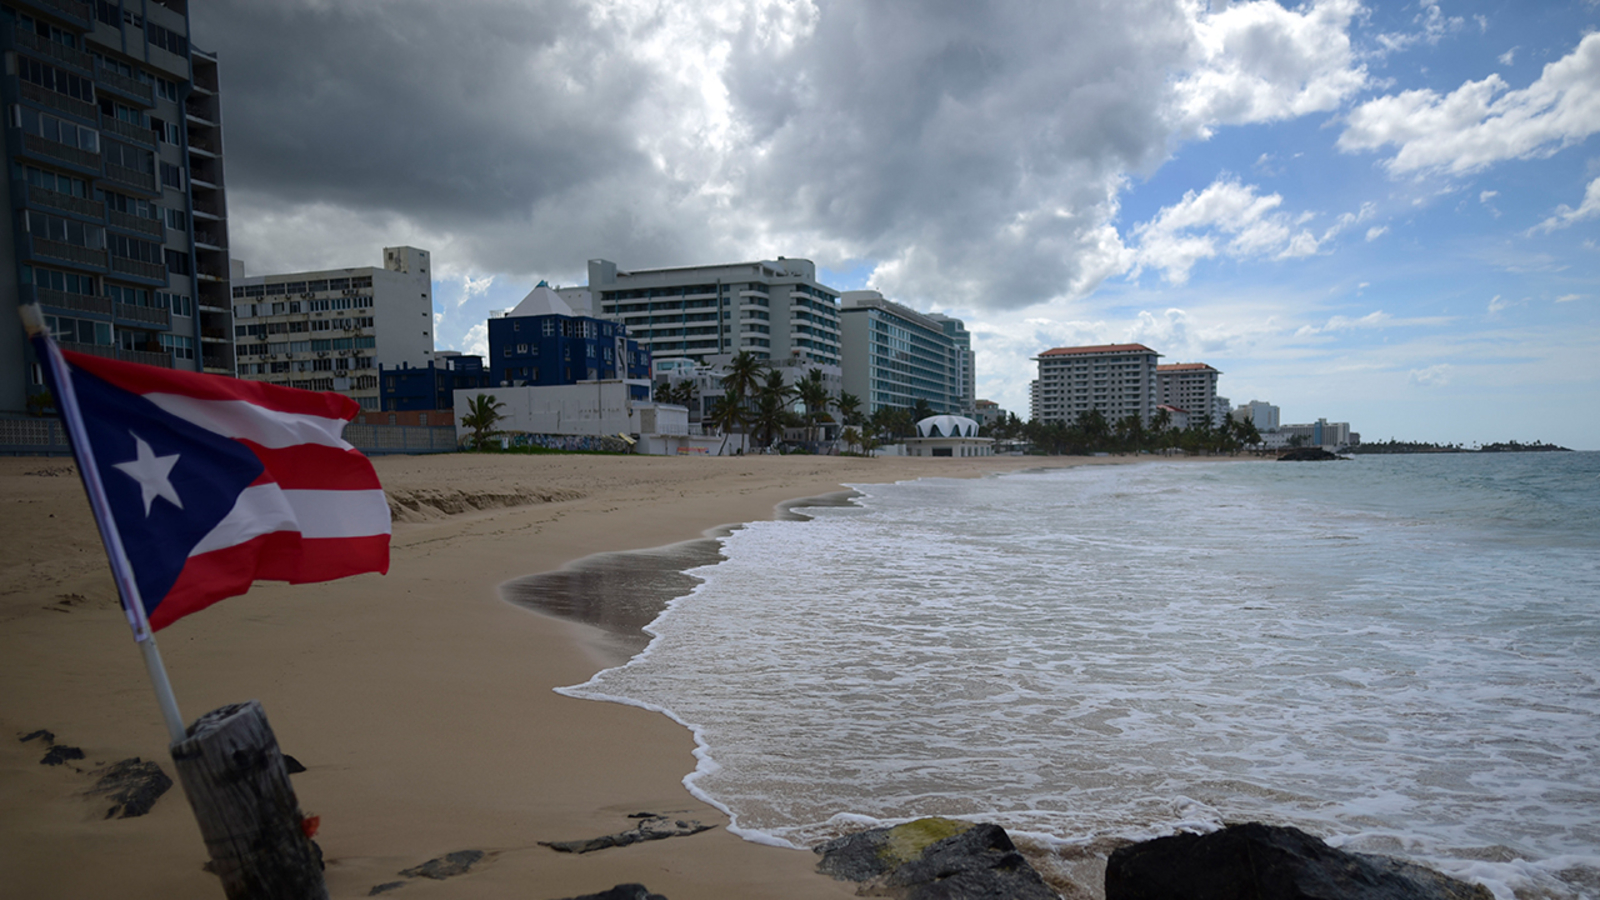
[189,485,390,557]
[144,394,354,450]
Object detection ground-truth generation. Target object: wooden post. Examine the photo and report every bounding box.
[170,701,327,900]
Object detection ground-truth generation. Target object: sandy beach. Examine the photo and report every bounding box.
[0,451,1136,899]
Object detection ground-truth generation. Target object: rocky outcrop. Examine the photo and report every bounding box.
[551,886,669,900]
[1277,447,1342,461]
[1105,823,1491,900]
[815,817,1058,900]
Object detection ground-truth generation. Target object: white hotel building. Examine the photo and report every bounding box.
[591,257,841,366]
[1030,343,1162,426]
[230,246,434,411]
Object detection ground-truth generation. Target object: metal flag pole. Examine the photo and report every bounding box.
[20,305,187,745]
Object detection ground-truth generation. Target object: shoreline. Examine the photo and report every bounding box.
[1,452,1156,899]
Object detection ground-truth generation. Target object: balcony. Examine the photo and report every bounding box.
[110,255,167,282]
[32,237,106,269]
[15,0,91,26]
[58,340,115,359]
[12,29,93,72]
[119,348,171,368]
[102,163,157,194]
[99,115,156,148]
[21,133,100,172]
[108,208,164,237]
[95,67,155,106]
[115,302,169,328]
[34,287,111,315]
[26,184,104,218]
[20,81,98,122]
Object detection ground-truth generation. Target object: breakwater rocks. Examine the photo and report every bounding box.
[1105,823,1492,900]
[815,818,1057,900]
[1277,447,1343,461]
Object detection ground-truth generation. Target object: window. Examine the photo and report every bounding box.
[159,333,195,360]
[44,314,112,346]
[165,208,187,232]
[289,341,311,353]
[17,57,95,104]
[148,23,187,57]
[103,139,154,175]
[156,78,179,102]
[26,210,103,248]
[15,107,99,152]
[29,266,96,295]
[21,165,89,198]
[516,343,528,354]
[502,346,512,357]
[163,248,191,275]
[159,162,183,189]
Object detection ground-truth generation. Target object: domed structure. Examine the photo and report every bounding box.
[916,415,980,439]
[903,414,993,457]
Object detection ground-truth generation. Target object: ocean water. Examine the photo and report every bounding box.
[556,453,1600,899]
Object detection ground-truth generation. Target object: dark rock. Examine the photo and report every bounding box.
[540,814,715,853]
[282,754,307,774]
[87,758,173,819]
[1104,822,1492,900]
[399,849,484,880]
[20,729,55,744]
[815,817,1057,900]
[40,744,84,766]
[550,885,669,900]
[367,882,408,896]
[1277,448,1342,461]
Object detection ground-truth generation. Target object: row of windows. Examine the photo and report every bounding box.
[28,265,190,312]
[238,336,378,356]
[233,276,374,298]
[16,105,99,152]
[233,295,373,317]
[240,359,376,376]
[18,57,95,105]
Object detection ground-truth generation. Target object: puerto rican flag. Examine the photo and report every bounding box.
[47,348,390,630]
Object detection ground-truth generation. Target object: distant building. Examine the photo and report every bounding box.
[592,256,841,366]
[1234,399,1280,431]
[970,398,1006,429]
[231,246,434,411]
[454,380,718,456]
[1157,403,1191,430]
[379,351,490,413]
[488,281,650,399]
[839,290,966,415]
[1156,363,1222,428]
[1030,343,1161,426]
[1280,418,1352,449]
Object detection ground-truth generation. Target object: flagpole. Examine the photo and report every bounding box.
[21,305,188,744]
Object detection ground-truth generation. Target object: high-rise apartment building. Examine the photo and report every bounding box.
[1,0,232,414]
[839,290,966,415]
[1156,362,1222,426]
[591,257,841,367]
[1234,399,1280,432]
[1030,343,1161,426]
[926,312,974,413]
[229,246,434,412]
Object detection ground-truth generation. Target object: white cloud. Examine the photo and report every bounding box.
[1409,364,1453,387]
[1555,294,1583,303]
[1365,225,1389,241]
[1498,47,1518,66]
[1338,33,1600,176]
[459,274,496,305]
[460,322,489,358]
[1530,177,1600,233]
[1295,310,1392,336]
[1479,190,1498,202]
[1172,0,1367,137]
[1374,2,1466,54]
[1128,178,1344,283]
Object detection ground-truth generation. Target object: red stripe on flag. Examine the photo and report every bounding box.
[243,441,384,491]
[153,532,390,630]
[254,534,391,584]
[64,350,359,420]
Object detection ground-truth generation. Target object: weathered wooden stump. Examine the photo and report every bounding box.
[170,700,327,900]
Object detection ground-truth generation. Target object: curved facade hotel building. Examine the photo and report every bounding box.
[591,257,840,367]
[1030,343,1162,427]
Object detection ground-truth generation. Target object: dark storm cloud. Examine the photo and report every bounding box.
[196,0,1363,308]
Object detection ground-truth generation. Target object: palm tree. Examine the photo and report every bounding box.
[795,368,833,443]
[460,394,507,451]
[749,370,795,450]
[835,392,863,427]
[911,398,935,425]
[839,426,862,455]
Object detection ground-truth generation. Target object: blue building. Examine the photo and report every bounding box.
[380,352,490,412]
[488,282,650,399]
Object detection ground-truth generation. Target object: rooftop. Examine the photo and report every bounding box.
[1036,343,1158,357]
[1157,363,1220,373]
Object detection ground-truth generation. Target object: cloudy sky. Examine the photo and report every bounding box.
[195,0,1600,449]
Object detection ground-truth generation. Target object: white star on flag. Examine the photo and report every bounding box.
[113,432,184,516]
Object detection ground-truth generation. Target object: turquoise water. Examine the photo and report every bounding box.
[560,453,1600,898]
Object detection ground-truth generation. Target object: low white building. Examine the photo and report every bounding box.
[902,415,994,458]
[453,381,728,455]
